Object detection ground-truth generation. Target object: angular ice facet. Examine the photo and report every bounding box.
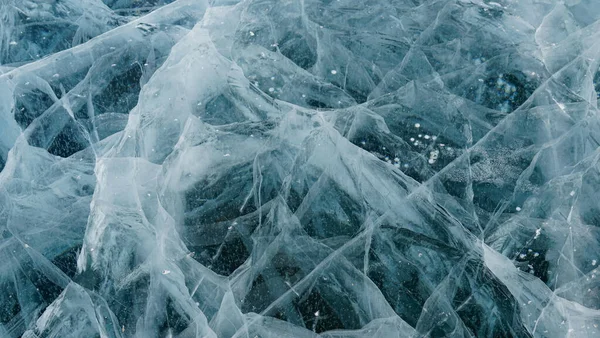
[2,0,600,337]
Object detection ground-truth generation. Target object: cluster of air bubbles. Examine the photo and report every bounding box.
[515,248,546,276]
[473,57,487,65]
[492,73,520,113]
[496,74,517,94]
[383,154,402,168]
[365,122,458,171]
[409,122,450,165]
[428,149,439,164]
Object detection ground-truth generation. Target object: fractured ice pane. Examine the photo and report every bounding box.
[1,0,600,337]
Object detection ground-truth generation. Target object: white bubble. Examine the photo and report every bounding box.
[414,123,421,128]
[331,70,337,75]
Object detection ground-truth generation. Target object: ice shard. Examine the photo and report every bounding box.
[1,0,600,337]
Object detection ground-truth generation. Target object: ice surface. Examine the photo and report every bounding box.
[1,0,600,337]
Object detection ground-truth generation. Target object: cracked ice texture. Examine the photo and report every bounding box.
[1,0,600,337]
